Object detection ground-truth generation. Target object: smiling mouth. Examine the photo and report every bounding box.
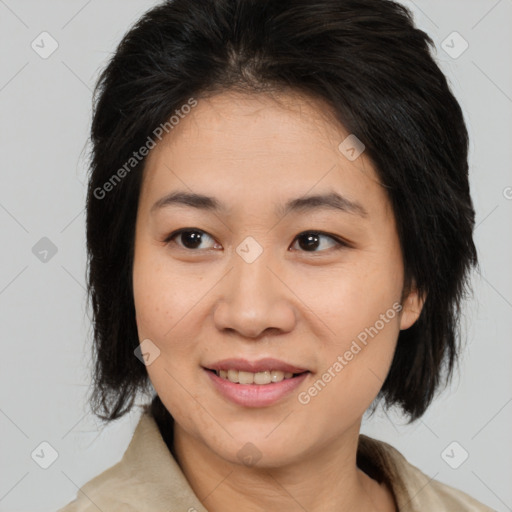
[209,369,309,385]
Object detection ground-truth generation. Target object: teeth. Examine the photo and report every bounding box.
[238,371,254,384]
[254,370,271,384]
[216,369,298,384]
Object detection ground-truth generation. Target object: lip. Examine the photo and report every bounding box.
[205,368,309,407]
[205,358,308,374]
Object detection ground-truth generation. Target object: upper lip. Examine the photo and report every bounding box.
[205,358,309,374]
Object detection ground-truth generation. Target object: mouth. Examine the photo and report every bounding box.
[204,357,310,384]
[207,368,308,385]
[202,358,310,407]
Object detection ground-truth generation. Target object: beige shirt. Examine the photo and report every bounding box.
[57,411,495,512]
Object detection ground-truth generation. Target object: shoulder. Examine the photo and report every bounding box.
[57,411,207,512]
[358,435,496,512]
[56,462,142,512]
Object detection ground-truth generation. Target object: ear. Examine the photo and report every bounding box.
[399,286,426,331]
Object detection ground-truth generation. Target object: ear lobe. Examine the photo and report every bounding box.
[399,287,426,331]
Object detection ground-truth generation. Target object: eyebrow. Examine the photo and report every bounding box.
[150,190,368,218]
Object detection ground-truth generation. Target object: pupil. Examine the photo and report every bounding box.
[300,233,319,251]
[182,231,202,249]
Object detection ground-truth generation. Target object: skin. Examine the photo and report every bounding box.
[132,89,424,512]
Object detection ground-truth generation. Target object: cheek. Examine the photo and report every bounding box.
[295,254,402,340]
[133,269,169,340]
[295,253,402,399]
[132,245,206,376]
[132,252,205,428]
[132,245,191,340]
[298,314,400,432]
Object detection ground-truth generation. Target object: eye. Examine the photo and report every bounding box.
[164,228,348,253]
[164,228,220,250]
[290,231,347,253]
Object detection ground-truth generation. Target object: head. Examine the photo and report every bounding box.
[86,0,477,466]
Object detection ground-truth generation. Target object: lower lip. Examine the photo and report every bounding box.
[205,369,309,407]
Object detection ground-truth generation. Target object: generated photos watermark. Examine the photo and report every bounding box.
[93,97,198,200]
[297,302,403,405]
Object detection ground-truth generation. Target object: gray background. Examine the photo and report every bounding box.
[0,0,511,511]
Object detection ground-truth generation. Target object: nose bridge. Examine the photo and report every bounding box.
[213,238,296,338]
[231,241,278,315]
[234,244,272,297]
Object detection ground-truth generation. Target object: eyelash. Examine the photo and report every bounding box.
[163,228,350,254]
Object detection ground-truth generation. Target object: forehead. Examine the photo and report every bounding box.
[140,90,387,218]
[152,90,356,162]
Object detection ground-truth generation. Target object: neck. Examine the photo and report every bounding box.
[172,421,395,512]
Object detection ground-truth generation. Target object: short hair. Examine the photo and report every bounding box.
[86,0,478,423]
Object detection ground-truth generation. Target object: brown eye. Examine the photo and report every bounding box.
[290,231,346,253]
[165,229,219,250]
[164,229,347,253]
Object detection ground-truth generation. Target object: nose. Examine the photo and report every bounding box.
[213,248,297,340]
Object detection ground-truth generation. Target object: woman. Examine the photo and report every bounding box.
[58,0,495,510]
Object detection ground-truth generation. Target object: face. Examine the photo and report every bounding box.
[132,90,422,468]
